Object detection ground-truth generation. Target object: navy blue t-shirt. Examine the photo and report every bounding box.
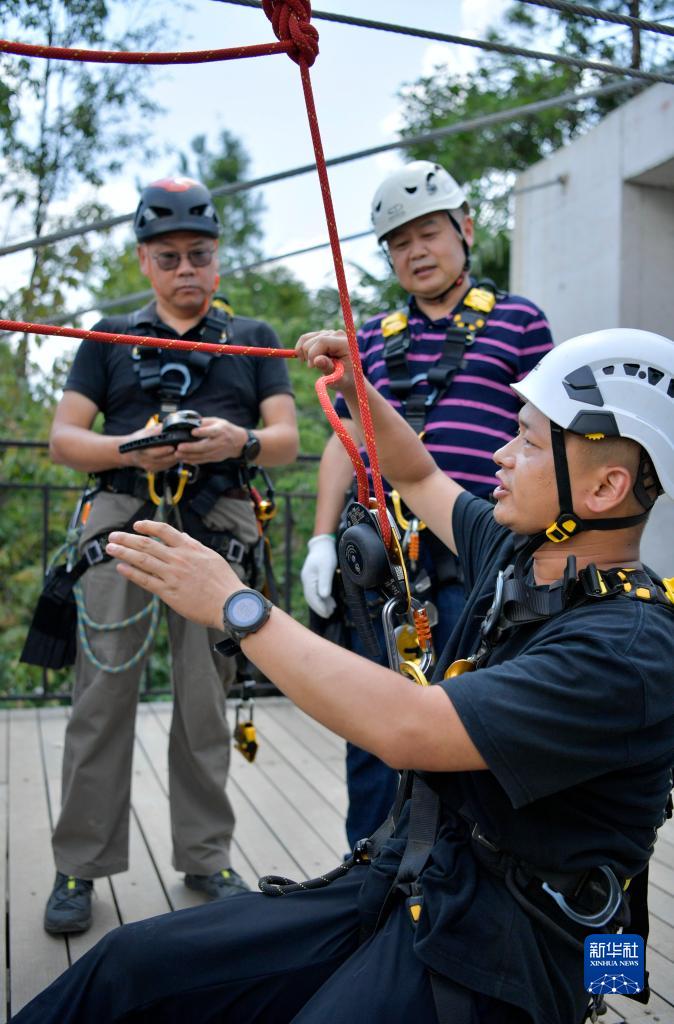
[364,494,673,1023]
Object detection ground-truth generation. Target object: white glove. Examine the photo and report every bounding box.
[301,534,338,618]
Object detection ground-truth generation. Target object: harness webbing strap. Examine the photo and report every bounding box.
[127,302,232,408]
[394,774,441,887]
[382,285,495,434]
[429,974,474,1024]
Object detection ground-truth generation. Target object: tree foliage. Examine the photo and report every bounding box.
[397,0,673,286]
[0,0,165,374]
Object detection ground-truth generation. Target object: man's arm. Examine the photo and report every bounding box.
[107,521,486,774]
[50,391,180,474]
[301,424,360,617]
[313,424,360,535]
[297,331,465,555]
[174,393,298,467]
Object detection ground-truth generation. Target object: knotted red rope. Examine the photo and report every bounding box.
[261,0,319,65]
[262,1,391,545]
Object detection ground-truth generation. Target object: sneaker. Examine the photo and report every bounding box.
[44,872,93,935]
[184,868,250,900]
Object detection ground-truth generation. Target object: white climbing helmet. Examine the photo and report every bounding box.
[513,328,674,500]
[371,160,467,242]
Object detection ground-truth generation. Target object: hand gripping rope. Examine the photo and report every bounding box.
[0,0,391,545]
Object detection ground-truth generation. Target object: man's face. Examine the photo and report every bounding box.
[138,231,219,319]
[386,211,473,300]
[492,403,561,535]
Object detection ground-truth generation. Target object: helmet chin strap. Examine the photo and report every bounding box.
[518,422,651,564]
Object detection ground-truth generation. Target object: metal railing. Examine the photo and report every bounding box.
[0,441,319,704]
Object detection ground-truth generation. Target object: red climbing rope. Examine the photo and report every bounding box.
[1,1,392,544]
[314,360,370,506]
[0,38,293,65]
[262,0,391,546]
[0,320,296,358]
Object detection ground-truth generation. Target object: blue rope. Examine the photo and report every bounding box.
[57,531,161,675]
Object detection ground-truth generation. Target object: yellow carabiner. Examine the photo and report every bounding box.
[390,489,426,532]
[399,660,430,687]
[147,472,162,506]
[170,467,190,506]
[147,466,190,507]
[444,657,476,678]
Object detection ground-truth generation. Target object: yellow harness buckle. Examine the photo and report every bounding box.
[545,518,578,543]
[662,578,674,605]
[407,894,424,924]
[464,287,497,314]
[381,310,408,338]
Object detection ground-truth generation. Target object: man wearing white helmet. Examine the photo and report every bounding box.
[15,326,674,1024]
[301,160,553,849]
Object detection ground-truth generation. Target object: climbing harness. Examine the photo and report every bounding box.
[128,298,233,417]
[20,488,158,671]
[381,282,498,435]
[383,282,499,598]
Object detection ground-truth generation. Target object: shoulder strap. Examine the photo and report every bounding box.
[130,299,232,412]
[381,281,497,434]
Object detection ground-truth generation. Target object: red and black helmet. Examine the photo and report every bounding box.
[133,177,221,241]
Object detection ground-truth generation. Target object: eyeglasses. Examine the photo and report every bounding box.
[150,247,216,271]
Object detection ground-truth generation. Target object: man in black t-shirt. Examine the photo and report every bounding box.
[18,328,674,1024]
[42,178,298,936]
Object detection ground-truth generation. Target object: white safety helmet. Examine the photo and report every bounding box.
[513,328,674,501]
[371,160,467,242]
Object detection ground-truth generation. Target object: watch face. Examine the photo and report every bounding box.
[227,590,265,629]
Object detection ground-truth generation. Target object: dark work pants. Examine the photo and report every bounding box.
[346,580,466,849]
[12,866,523,1024]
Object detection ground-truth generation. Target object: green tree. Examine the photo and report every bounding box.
[0,0,165,375]
[396,0,673,287]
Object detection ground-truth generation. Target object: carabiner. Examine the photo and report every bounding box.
[542,865,623,929]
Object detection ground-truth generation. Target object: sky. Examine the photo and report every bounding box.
[5,0,512,365]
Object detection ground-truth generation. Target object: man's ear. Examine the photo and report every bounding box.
[461,215,474,248]
[137,244,150,280]
[585,465,634,514]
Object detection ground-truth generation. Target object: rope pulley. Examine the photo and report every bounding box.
[338,500,435,685]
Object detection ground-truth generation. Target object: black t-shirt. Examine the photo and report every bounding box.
[364,494,674,1023]
[64,302,293,435]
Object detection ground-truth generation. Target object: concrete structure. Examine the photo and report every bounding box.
[511,84,674,574]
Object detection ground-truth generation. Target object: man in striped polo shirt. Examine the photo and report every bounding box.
[301,160,553,849]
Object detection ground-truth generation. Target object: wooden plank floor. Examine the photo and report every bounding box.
[1,702,673,1023]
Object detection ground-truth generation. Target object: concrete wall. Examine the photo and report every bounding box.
[510,84,674,575]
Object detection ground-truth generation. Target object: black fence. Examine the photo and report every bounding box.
[0,441,319,704]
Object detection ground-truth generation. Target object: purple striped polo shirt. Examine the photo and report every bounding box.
[334,289,554,499]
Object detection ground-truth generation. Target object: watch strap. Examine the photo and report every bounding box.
[214,636,241,658]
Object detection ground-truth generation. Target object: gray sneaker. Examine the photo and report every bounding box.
[44,872,93,934]
[184,868,250,900]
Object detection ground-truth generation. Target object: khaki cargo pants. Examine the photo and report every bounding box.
[51,490,259,878]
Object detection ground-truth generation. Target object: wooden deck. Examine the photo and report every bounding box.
[1,700,672,1023]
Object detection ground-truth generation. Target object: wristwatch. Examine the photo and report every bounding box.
[214,588,273,657]
[240,429,261,463]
